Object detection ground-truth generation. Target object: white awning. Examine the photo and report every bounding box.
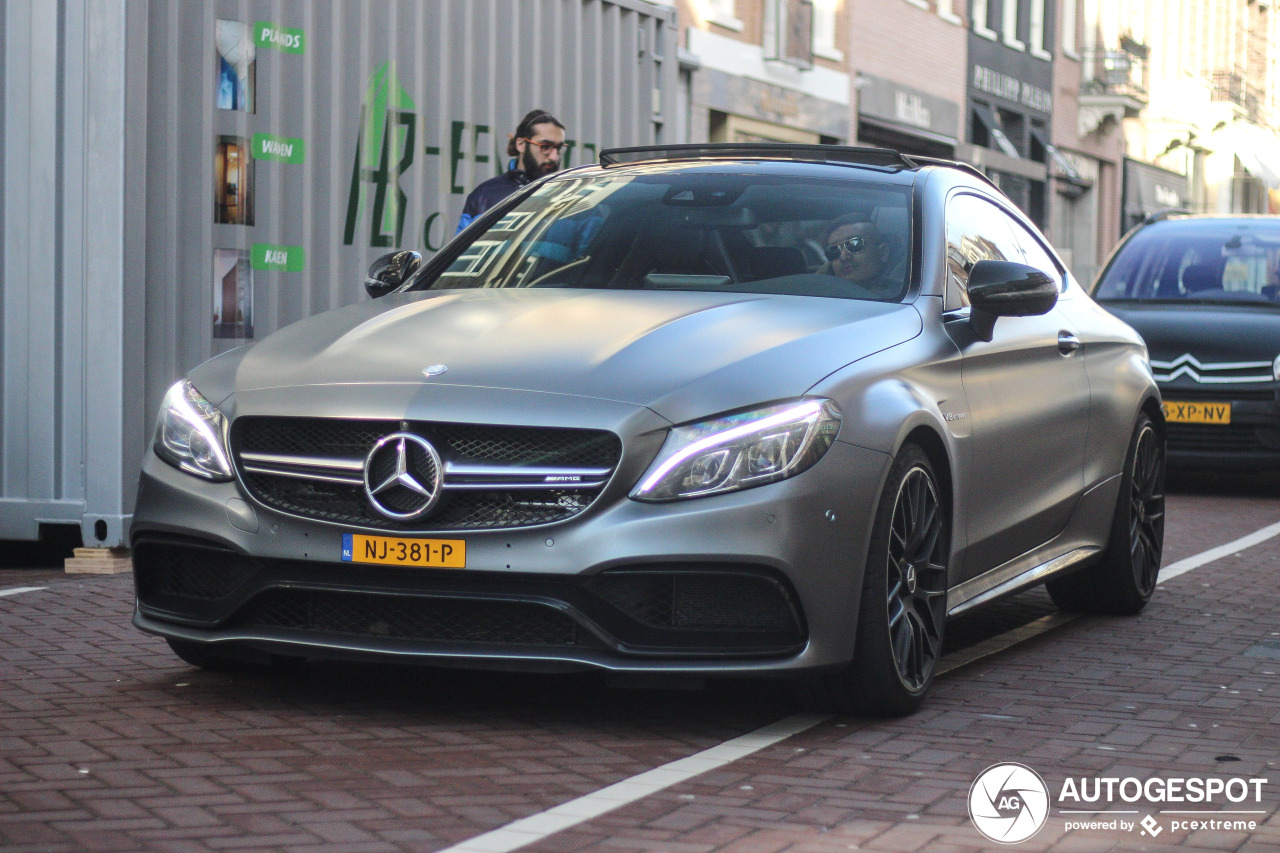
[1214,123,1280,188]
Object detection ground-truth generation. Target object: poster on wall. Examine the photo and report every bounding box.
[215,136,254,225]
[213,249,254,339]
[215,19,256,112]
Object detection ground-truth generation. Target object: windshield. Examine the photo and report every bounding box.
[1093,219,1280,305]
[425,166,913,301]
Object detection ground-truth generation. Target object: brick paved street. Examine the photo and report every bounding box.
[1,484,1277,852]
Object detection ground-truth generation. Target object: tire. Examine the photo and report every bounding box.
[166,637,304,673]
[1046,414,1164,615]
[804,444,950,716]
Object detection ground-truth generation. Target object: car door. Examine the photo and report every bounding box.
[944,192,1090,579]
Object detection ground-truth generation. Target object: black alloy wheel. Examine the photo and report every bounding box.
[1125,420,1165,598]
[803,443,950,717]
[884,461,949,691]
[1047,413,1164,614]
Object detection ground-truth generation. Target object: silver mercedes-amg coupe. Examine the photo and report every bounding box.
[132,144,1164,715]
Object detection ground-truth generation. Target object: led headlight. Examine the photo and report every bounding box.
[632,398,841,502]
[153,380,234,481]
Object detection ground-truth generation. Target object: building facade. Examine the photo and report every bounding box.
[850,0,968,160]
[663,0,853,145]
[1049,0,1141,283]
[1129,0,1280,217]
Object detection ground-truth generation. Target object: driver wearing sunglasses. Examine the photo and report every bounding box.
[818,215,899,298]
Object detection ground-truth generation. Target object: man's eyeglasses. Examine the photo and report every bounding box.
[523,138,568,154]
[823,235,866,262]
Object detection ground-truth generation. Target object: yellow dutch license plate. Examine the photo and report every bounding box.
[341,533,465,568]
[1162,400,1232,425]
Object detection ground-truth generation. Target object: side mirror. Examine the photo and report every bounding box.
[967,260,1059,341]
[365,250,423,299]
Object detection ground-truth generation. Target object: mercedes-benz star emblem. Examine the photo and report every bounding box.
[363,432,444,520]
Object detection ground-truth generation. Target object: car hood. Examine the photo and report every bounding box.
[1102,302,1280,364]
[194,288,921,422]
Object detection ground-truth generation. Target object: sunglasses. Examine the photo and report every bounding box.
[523,138,567,154]
[823,235,866,262]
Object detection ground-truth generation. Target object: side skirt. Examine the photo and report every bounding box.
[946,545,1100,618]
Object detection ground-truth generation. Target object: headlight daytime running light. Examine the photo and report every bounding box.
[631,398,841,501]
[153,380,234,481]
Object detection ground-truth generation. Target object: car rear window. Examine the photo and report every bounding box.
[1094,220,1280,305]
[426,168,914,302]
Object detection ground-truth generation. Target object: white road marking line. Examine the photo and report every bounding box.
[432,713,830,853]
[0,586,48,598]
[938,517,1280,675]
[440,517,1280,853]
[1157,518,1280,584]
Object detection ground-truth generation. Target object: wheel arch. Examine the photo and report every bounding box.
[897,424,954,531]
[1140,392,1166,440]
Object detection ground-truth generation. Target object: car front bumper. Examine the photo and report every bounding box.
[131,438,891,676]
[1159,384,1280,469]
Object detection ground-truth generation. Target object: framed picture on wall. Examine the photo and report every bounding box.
[214,136,255,225]
[212,248,254,339]
[215,19,256,112]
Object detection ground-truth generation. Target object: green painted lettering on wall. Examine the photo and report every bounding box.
[251,243,305,271]
[252,133,305,164]
[344,63,416,247]
[254,21,304,53]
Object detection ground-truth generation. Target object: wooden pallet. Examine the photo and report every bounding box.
[64,547,133,575]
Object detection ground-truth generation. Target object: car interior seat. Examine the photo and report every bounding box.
[1181,262,1223,294]
[645,225,716,277]
[744,246,807,280]
[871,206,910,284]
[1154,262,1183,298]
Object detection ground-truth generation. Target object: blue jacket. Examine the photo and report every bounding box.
[455,168,531,234]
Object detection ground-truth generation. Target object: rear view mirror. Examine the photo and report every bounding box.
[365,250,423,298]
[968,260,1059,341]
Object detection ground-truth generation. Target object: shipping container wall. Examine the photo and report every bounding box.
[1,0,150,548]
[0,0,676,547]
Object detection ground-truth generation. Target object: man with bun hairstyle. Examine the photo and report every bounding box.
[455,109,566,234]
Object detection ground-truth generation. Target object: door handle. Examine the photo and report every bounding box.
[1058,331,1081,355]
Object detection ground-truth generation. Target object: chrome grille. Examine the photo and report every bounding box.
[1151,354,1274,384]
[232,417,621,530]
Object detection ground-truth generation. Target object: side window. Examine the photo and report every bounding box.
[943,193,1024,310]
[1008,220,1065,290]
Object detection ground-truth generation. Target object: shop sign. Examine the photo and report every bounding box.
[972,64,1052,114]
[857,74,959,140]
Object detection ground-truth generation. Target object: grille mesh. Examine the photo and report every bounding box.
[234,589,588,647]
[588,572,799,632]
[134,544,256,601]
[232,417,620,530]
[1159,387,1276,402]
[1167,423,1280,453]
[243,474,594,530]
[235,417,620,466]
